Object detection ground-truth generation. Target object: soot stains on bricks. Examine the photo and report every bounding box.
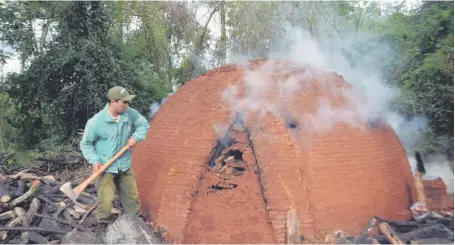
[207,113,252,192]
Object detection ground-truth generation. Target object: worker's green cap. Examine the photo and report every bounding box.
[108,86,136,101]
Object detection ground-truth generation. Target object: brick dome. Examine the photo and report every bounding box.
[132,59,417,243]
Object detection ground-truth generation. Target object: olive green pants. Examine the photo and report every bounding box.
[94,168,141,222]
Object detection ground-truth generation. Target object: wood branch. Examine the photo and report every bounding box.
[24,198,39,227]
[36,196,59,208]
[8,216,23,227]
[52,202,70,228]
[65,208,81,219]
[0,207,25,221]
[9,180,40,208]
[0,175,9,182]
[196,1,224,55]
[353,217,379,244]
[0,209,25,241]
[12,173,60,185]
[79,202,97,225]
[10,169,30,180]
[0,210,15,221]
[43,185,61,195]
[0,226,68,234]
[0,231,6,241]
[378,222,404,244]
[34,214,89,232]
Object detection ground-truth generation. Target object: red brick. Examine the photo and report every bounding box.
[132,59,416,243]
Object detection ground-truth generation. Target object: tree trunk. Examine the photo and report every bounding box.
[219,2,227,66]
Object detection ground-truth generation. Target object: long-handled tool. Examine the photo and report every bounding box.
[60,145,130,206]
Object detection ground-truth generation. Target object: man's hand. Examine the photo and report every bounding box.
[93,162,101,175]
[127,138,137,148]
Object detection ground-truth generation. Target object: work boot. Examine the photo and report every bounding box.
[95,222,109,244]
[136,213,147,223]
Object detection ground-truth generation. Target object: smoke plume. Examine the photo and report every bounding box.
[219,21,453,191]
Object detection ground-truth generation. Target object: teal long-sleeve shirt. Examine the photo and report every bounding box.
[79,104,149,173]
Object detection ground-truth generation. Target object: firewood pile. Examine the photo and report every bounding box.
[334,213,454,244]
[0,149,105,244]
[334,172,454,244]
[0,150,165,244]
[0,168,103,244]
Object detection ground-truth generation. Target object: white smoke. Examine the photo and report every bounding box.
[148,92,175,120]
[148,102,161,120]
[222,24,404,138]
[217,22,454,190]
[408,154,454,194]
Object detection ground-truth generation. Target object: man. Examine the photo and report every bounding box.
[79,86,149,235]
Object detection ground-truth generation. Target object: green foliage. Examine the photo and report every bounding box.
[387,2,454,156]
[3,2,170,150]
[0,0,452,161]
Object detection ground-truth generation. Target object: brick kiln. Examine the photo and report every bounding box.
[131,59,417,243]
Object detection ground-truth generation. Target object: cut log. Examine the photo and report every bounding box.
[286,209,301,244]
[21,197,40,245]
[9,180,40,208]
[0,195,11,203]
[8,216,24,226]
[0,210,15,221]
[353,217,380,244]
[0,207,25,221]
[378,222,404,244]
[24,197,39,226]
[414,172,428,210]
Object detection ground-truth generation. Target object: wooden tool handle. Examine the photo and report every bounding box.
[73,145,130,195]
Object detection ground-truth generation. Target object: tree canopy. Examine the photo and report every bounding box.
[0,1,452,161]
